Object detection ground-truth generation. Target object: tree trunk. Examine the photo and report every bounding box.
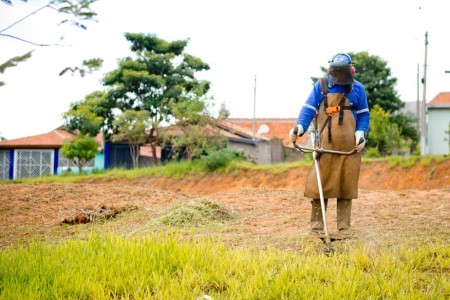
[149,128,158,165]
[129,143,139,169]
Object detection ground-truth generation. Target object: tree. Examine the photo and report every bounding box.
[162,99,227,161]
[1,0,99,85]
[350,52,404,113]
[112,110,151,169]
[100,33,211,163]
[60,134,98,173]
[63,91,109,137]
[367,105,410,156]
[218,102,230,120]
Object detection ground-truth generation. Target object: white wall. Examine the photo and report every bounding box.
[427,108,450,155]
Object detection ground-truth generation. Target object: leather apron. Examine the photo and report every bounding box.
[304,92,361,199]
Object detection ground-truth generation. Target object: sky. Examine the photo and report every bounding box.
[1,0,450,140]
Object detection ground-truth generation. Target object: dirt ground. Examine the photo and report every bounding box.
[1,159,449,252]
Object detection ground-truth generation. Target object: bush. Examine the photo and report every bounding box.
[364,147,381,158]
[200,148,247,171]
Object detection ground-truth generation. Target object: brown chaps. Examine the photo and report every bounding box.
[310,198,352,231]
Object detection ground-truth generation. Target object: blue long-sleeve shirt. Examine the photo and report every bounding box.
[296,79,370,136]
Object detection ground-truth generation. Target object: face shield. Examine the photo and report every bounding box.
[328,62,354,85]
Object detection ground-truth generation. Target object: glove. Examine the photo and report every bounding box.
[355,130,366,152]
[289,125,304,143]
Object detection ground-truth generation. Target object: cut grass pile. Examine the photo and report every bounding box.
[159,199,236,227]
[0,233,449,299]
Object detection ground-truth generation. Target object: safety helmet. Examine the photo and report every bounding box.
[329,53,352,65]
[327,53,354,86]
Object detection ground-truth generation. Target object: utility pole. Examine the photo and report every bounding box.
[252,74,257,140]
[416,64,420,133]
[421,32,428,155]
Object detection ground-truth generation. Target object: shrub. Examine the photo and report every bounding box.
[364,147,381,158]
[200,148,247,171]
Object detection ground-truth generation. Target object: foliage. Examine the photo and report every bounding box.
[0,233,449,299]
[350,51,404,113]
[60,134,98,173]
[1,0,100,85]
[0,51,32,86]
[200,148,247,172]
[67,33,212,163]
[367,104,413,156]
[364,147,381,158]
[160,99,227,161]
[59,58,103,77]
[390,112,419,148]
[218,102,230,119]
[112,110,151,169]
[63,91,108,136]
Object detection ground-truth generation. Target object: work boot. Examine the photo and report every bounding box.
[310,198,328,235]
[337,198,352,237]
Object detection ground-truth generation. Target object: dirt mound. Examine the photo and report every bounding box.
[112,159,450,195]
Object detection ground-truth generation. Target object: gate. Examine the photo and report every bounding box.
[0,150,9,180]
[14,149,53,179]
[109,144,133,169]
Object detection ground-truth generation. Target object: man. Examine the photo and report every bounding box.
[290,53,370,238]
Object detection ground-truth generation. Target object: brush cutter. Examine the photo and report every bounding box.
[293,121,363,255]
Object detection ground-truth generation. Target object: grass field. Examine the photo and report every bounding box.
[1,232,449,299]
[1,157,449,299]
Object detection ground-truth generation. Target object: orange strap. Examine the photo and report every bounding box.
[325,106,341,116]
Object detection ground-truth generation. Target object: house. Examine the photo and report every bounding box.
[0,127,105,180]
[159,118,306,164]
[159,119,277,164]
[0,118,307,179]
[226,118,309,162]
[0,126,166,180]
[214,118,282,164]
[427,92,450,155]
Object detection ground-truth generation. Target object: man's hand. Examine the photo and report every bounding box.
[355,131,366,152]
[289,125,304,143]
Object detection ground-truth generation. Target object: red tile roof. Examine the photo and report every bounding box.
[0,128,75,149]
[213,118,269,141]
[226,118,308,147]
[159,119,270,141]
[429,92,450,107]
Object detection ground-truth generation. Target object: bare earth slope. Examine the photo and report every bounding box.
[1,160,449,251]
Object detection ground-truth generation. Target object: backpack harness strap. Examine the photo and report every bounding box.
[319,78,356,143]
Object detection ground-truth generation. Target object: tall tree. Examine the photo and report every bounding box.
[101,33,211,163]
[63,91,109,137]
[112,110,151,169]
[161,99,226,161]
[350,51,404,113]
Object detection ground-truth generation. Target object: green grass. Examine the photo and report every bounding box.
[1,155,447,185]
[0,233,448,299]
[385,155,448,169]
